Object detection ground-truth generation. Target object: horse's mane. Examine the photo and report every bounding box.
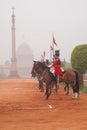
[38,61,55,77]
[38,61,48,69]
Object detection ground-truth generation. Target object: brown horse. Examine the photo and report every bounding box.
[31,61,79,99]
[31,61,57,99]
[59,70,79,98]
[31,68,44,92]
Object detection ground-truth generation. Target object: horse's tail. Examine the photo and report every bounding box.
[74,71,79,93]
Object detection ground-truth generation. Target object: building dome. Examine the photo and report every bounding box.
[17,42,33,77]
[17,42,33,56]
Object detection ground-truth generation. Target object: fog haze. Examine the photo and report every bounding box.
[0,0,87,64]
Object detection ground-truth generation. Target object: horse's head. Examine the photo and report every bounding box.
[31,61,41,76]
[31,61,38,77]
[31,60,48,77]
[31,68,36,77]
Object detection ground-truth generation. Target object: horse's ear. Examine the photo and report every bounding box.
[33,60,38,64]
[33,60,36,62]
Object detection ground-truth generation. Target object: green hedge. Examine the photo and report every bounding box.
[80,87,87,94]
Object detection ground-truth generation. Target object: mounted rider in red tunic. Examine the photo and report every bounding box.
[50,50,63,89]
[52,50,63,75]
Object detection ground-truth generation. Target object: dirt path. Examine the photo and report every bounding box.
[0,78,87,130]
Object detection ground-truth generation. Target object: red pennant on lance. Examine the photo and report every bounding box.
[50,45,53,50]
[41,54,44,62]
[41,51,46,58]
[53,36,57,46]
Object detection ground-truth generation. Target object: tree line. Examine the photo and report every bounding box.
[71,44,87,87]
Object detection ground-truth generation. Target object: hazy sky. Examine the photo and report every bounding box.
[0,0,87,64]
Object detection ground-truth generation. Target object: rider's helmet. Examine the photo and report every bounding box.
[55,50,60,56]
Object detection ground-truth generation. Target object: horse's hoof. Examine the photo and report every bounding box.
[40,89,44,92]
[45,96,48,100]
[72,92,79,99]
[72,97,79,100]
[45,94,50,100]
[72,94,75,99]
[72,96,79,100]
[72,96,75,99]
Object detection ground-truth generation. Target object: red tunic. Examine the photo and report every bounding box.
[52,57,62,75]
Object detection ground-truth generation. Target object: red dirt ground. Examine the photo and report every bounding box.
[0,78,87,130]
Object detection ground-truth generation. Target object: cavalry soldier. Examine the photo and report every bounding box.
[52,50,63,87]
[52,50,62,75]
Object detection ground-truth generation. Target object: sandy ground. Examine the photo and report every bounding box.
[0,78,87,130]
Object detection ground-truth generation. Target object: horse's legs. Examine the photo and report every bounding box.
[64,84,69,95]
[72,86,79,99]
[45,85,49,100]
[66,86,69,95]
[51,76,58,92]
[39,80,44,92]
[51,81,54,88]
[72,71,79,99]
[45,84,51,100]
[55,81,58,92]
[56,75,59,91]
[51,80,58,92]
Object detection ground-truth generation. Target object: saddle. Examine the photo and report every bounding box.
[50,66,64,74]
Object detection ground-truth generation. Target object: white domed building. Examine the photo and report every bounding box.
[17,42,33,77]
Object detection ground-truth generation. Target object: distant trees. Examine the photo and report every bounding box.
[71,44,87,87]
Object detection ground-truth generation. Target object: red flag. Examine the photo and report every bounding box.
[50,45,53,50]
[41,51,46,58]
[41,54,44,62]
[53,36,57,46]
[41,51,46,62]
